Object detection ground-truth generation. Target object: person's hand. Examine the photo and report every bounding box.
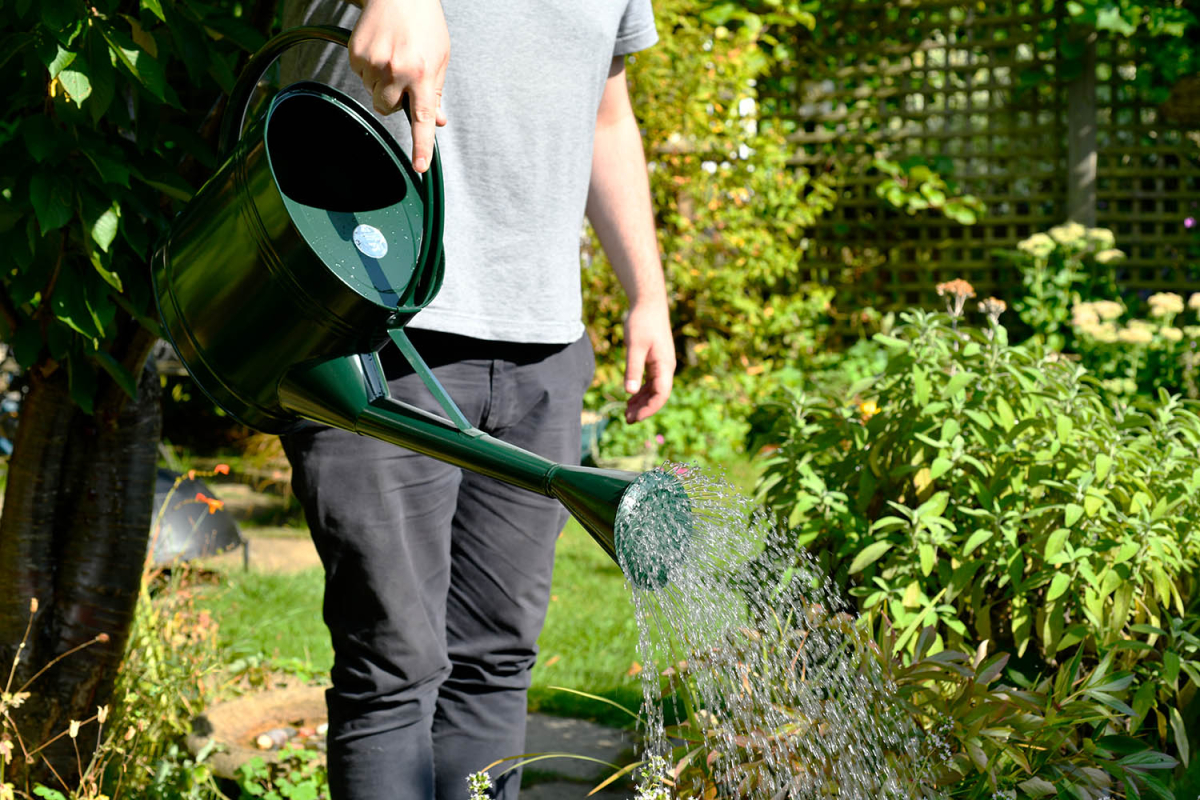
[348,0,449,173]
[624,299,675,423]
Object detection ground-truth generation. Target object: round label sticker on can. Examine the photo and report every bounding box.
[352,224,388,259]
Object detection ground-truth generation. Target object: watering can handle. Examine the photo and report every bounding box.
[219,25,445,304]
[219,25,353,158]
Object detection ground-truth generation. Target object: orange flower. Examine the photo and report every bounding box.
[195,493,224,515]
[213,463,230,475]
[859,400,881,421]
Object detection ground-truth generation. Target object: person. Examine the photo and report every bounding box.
[278,1,675,798]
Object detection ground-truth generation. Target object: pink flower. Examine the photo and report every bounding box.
[655,434,665,445]
[1185,217,1196,229]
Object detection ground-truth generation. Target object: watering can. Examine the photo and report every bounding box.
[150,26,690,590]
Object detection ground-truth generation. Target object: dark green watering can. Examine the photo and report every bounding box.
[151,26,690,590]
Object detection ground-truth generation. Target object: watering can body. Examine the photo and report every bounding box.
[154,27,443,433]
[151,27,690,590]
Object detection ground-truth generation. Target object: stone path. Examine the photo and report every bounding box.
[521,714,637,797]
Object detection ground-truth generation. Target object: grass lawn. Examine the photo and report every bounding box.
[195,454,762,728]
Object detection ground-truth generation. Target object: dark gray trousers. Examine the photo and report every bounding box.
[282,330,595,800]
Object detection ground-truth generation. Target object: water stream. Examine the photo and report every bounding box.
[615,464,948,799]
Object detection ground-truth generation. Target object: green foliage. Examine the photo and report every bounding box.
[874,157,986,226]
[584,0,838,384]
[1005,222,1121,351]
[879,622,1180,799]
[1067,294,1200,400]
[1009,226,1200,400]
[589,339,889,466]
[1064,0,1198,91]
[237,746,329,800]
[755,306,1200,764]
[0,0,264,411]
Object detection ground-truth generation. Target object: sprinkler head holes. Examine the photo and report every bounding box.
[614,468,693,591]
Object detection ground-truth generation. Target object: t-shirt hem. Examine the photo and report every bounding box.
[614,26,658,56]
[408,311,586,345]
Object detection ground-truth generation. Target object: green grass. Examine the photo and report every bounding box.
[200,567,331,671]
[196,453,765,728]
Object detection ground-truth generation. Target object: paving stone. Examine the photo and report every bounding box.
[519,780,634,800]
[522,713,635,782]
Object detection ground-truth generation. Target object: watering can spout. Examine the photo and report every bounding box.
[545,465,638,566]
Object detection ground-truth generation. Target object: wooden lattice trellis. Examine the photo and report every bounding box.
[774,0,1200,314]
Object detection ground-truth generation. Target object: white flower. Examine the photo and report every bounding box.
[1087,227,1116,248]
[1118,326,1154,345]
[1049,221,1087,245]
[1017,232,1055,258]
[1092,301,1124,321]
[1162,326,1184,342]
[1094,249,1125,264]
[466,771,493,800]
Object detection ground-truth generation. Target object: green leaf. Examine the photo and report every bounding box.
[1056,414,1074,443]
[100,25,172,104]
[994,395,1015,431]
[963,528,992,556]
[1163,651,1181,685]
[84,151,131,187]
[912,368,930,406]
[94,350,138,400]
[1084,494,1104,516]
[1171,705,1190,767]
[1017,777,1056,798]
[942,370,976,399]
[849,540,894,574]
[57,67,92,107]
[916,491,949,520]
[1096,453,1112,482]
[873,334,909,350]
[30,173,74,234]
[1096,6,1138,35]
[87,202,120,252]
[141,0,166,21]
[1064,503,1084,528]
[1041,527,1070,561]
[929,457,952,481]
[918,543,935,576]
[1046,572,1070,602]
[44,44,76,78]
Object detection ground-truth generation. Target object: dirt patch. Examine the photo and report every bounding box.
[199,531,321,575]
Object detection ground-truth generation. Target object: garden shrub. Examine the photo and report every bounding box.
[588,337,888,465]
[754,292,1200,765]
[583,0,838,385]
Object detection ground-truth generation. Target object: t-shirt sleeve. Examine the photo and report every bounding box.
[614,0,658,56]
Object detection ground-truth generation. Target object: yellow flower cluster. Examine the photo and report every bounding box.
[1074,296,1200,347]
[1148,292,1185,317]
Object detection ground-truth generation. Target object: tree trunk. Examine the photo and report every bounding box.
[0,352,160,793]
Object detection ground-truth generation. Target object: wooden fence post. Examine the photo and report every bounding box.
[1067,33,1098,226]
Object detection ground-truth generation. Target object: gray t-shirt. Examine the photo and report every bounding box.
[281,1,658,343]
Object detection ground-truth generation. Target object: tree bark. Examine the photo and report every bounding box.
[0,355,160,793]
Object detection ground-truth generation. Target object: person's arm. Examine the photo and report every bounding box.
[345,0,449,173]
[586,57,675,424]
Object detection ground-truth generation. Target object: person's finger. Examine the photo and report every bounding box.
[371,74,407,117]
[625,341,647,395]
[626,362,672,422]
[408,77,439,173]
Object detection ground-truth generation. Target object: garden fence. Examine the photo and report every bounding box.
[775,0,1200,314]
